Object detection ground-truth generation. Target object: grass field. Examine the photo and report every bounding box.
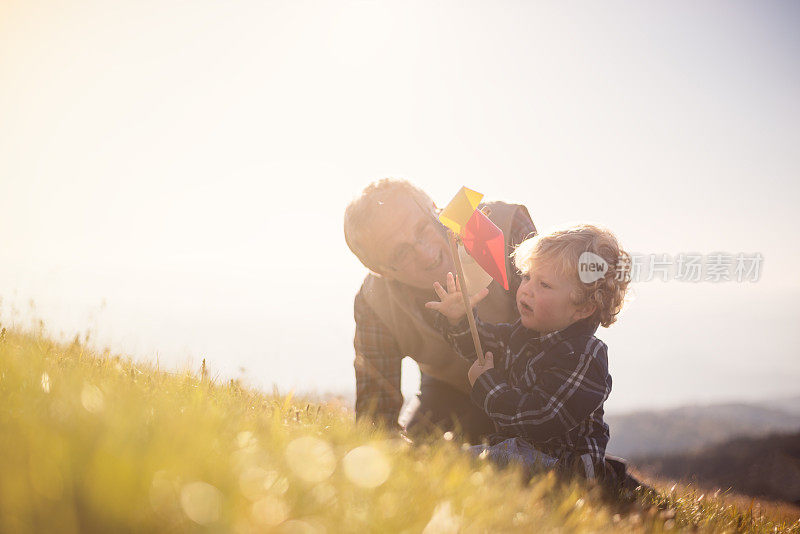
[1,321,798,533]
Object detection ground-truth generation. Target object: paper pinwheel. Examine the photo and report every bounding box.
[438,187,509,290]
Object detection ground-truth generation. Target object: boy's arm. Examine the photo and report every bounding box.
[426,271,514,367]
[470,338,611,442]
[436,310,514,367]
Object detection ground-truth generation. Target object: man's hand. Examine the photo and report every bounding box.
[468,351,494,387]
[425,272,489,325]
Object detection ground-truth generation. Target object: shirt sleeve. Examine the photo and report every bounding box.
[469,338,610,443]
[353,289,404,430]
[437,311,515,372]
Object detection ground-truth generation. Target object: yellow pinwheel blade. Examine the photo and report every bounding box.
[438,186,483,234]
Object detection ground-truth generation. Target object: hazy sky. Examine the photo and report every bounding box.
[2,1,798,413]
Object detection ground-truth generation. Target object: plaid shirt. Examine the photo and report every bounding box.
[353,205,536,428]
[443,314,612,471]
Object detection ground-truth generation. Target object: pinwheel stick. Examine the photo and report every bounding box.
[447,231,485,366]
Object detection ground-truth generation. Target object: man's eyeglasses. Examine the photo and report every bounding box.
[383,207,447,272]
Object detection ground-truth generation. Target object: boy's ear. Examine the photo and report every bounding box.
[574,301,597,321]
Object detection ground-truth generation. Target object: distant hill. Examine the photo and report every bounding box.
[607,402,800,458]
[754,396,800,416]
[632,431,800,505]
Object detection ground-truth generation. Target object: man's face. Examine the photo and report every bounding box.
[368,195,454,290]
[516,259,595,334]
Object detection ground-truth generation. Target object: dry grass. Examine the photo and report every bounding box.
[636,469,800,525]
[1,322,798,533]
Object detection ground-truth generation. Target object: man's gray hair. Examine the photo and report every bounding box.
[343,178,436,272]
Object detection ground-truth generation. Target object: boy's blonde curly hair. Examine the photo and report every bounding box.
[512,224,632,328]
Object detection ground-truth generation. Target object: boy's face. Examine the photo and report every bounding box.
[516,258,596,335]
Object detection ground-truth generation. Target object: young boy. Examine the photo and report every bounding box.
[425,224,631,480]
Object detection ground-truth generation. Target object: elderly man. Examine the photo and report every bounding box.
[343,179,536,442]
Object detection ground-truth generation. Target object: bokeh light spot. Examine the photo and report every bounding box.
[81,383,104,413]
[252,495,289,527]
[285,437,335,483]
[180,481,222,525]
[342,445,391,489]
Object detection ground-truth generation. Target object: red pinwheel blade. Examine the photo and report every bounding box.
[461,210,508,290]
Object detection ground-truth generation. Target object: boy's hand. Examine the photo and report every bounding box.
[425,272,490,325]
[468,351,494,387]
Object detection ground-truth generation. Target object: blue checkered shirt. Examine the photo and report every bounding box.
[443,314,612,470]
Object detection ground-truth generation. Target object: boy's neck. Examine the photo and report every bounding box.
[530,317,594,340]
